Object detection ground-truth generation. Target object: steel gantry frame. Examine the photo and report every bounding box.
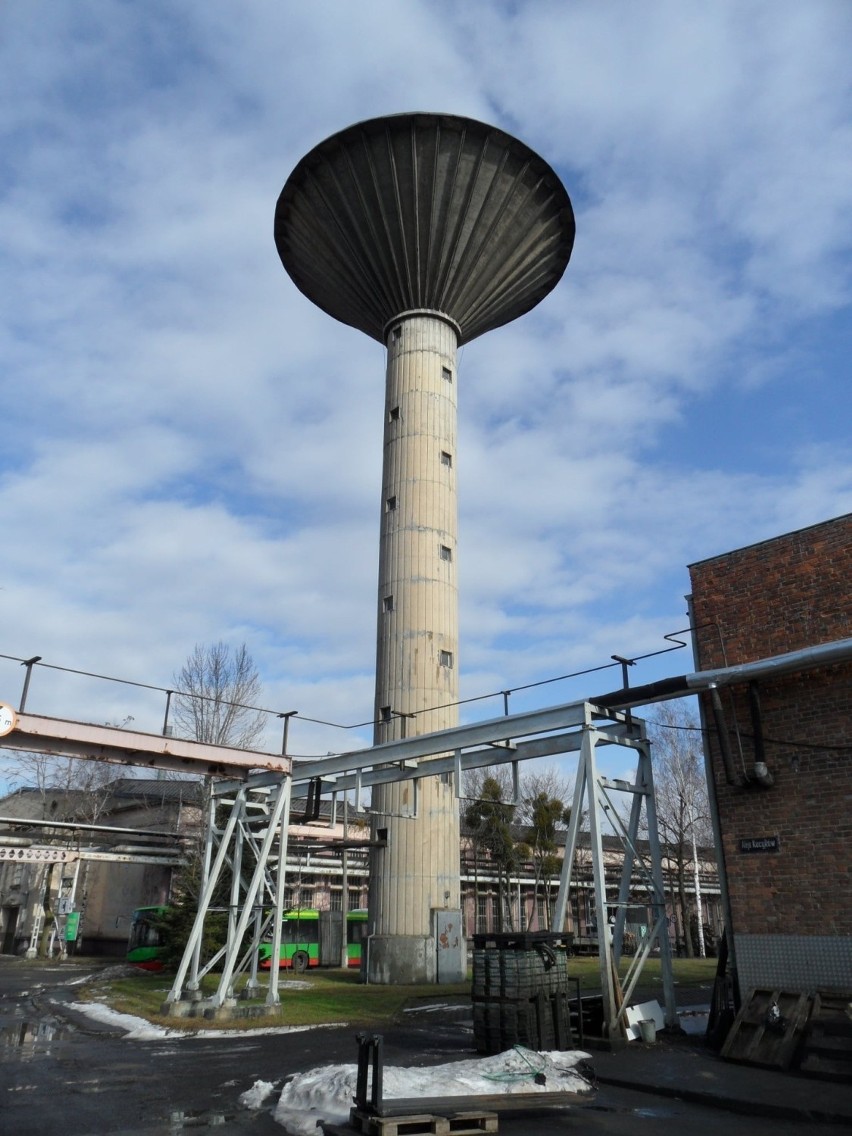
[5,637,852,1032]
[160,700,676,1038]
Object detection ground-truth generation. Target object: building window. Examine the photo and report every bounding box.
[442,366,452,383]
[439,650,454,668]
[441,451,452,467]
[537,897,548,931]
[349,888,364,911]
[439,545,452,562]
[329,890,342,912]
[386,495,397,512]
[392,325,402,341]
[477,894,489,934]
[383,595,394,612]
[389,405,400,422]
[380,705,393,722]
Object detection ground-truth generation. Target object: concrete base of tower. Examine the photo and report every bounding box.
[364,931,467,985]
[365,935,432,984]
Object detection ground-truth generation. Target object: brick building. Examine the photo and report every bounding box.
[688,513,852,997]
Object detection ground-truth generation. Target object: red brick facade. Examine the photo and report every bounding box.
[688,514,852,992]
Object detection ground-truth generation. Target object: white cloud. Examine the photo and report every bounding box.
[1,0,850,789]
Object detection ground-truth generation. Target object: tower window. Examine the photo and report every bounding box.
[386,495,397,512]
[392,325,402,341]
[389,406,400,422]
[441,451,452,468]
[383,595,394,612]
[442,366,452,382]
[380,706,393,722]
[440,545,452,562]
[439,650,454,668]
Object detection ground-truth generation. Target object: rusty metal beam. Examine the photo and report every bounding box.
[0,712,291,778]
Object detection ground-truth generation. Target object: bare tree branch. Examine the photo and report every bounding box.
[171,642,266,748]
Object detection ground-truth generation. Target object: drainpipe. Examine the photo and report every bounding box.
[708,684,738,787]
[748,682,775,787]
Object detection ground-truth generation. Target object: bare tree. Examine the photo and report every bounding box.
[647,702,714,957]
[171,642,266,748]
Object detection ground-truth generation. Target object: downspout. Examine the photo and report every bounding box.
[748,681,775,787]
[708,684,738,787]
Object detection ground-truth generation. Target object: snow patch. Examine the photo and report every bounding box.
[273,1047,595,1135]
[240,1079,278,1108]
[61,1001,345,1040]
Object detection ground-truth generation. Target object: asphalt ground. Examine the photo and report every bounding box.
[2,957,850,1133]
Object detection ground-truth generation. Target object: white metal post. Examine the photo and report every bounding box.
[266,777,292,1007]
[212,777,292,1007]
[639,742,678,1028]
[166,786,247,1004]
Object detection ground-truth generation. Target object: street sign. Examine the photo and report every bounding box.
[739,835,781,853]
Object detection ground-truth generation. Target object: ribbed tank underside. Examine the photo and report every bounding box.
[275,112,575,346]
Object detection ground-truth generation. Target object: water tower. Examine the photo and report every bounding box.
[275,112,574,983]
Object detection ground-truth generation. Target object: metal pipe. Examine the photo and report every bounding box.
[19,656,42,712]
[0,815,191,839]
[709,685,738,787]
[748,681,775,787]
[591,636,852,709]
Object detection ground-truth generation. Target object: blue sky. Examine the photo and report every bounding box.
[1,1,850,783]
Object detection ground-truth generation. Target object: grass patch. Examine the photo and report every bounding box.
[80,967,470,1031]
[79,957,718,1031]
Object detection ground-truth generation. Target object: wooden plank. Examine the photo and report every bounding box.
[369,1091,592,1116]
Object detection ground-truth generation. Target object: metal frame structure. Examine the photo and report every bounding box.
[159,700,676,1038]
[6,638,852,1030]
[4,636,852,1032]
[553,719,677,1034]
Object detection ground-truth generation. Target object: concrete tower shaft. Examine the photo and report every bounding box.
[367,313,460,982]
[376,314,459,734]
[275,113,574,984]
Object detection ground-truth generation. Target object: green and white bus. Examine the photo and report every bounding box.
[257,908,368,972]
[127,905,169,971]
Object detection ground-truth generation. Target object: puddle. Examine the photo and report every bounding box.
[0,1016,70,1060]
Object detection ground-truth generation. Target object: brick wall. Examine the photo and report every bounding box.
[688,514,852,954]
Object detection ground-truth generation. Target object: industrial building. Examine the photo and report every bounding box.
[688,512,852,999]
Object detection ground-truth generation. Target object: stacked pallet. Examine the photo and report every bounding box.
[799,991,852,1081]
[472,932,575,1055]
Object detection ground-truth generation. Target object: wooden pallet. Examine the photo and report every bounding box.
[347,1108,498,1136]
[798,991,852,1081]
[720,988,812,1069]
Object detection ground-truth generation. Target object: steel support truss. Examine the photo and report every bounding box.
[553,718,677,1038]
[165,701,676,1039]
